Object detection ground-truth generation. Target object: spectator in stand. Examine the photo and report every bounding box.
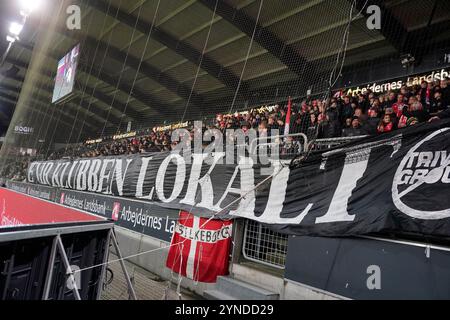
[392,94,407,118]
[354,107,367,124]
[387,91,396,109]
[363,108,381,135]
[441,78,450,108]
[305,113,319,137]
[340,96,354,123]
[342,117,352,134]
[357,93,370,113]
[419,80,429,107]
[405,96,429,123]
[430,91,445,115]
[377,114,395,134]
[342,117,364,137]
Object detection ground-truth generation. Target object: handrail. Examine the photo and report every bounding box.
[247,133,308,154]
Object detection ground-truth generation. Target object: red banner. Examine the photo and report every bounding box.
[0,188,103,228]
[166,211,233,283]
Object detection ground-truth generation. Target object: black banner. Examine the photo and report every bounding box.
[27,120,450,237]
[5,180,177,242]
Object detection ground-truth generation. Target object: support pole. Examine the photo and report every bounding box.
[42,235,58,300]
[111,230,137,300]
[96,229,112,300]
[56,235,82,301]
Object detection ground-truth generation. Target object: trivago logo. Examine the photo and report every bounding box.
[393,128,450,219]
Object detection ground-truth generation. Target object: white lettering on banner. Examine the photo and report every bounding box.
[156,154,186,203]
[135,156,154,199]
[315,152,370,224]
[253,159,313,224]
[58,162,70,188]
[43,162,54,186]
[180,153,225,211]
[219,157,255,218]
[27,162,37,183]
[315,136,402,224]
[51,163,63,187]
[112,159,133,196]
[66,161,79,189]
[118,205,169,230]
[76,160,90,190]
[87,159,102,192]
[392,128,450,220]
[345,68,450,96]
[97,159,115,194]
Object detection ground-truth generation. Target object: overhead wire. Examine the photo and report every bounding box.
[99,0,143,139]
[116,0,162,134]
[74,0,116,146]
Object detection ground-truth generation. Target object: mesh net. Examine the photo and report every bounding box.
[0,0,449,178]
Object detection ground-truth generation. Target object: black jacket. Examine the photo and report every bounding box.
[438,108,450,120]
[342,127,365,137]
[363,117,381,136]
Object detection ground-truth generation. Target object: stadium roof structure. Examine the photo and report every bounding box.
[0,0,449,142]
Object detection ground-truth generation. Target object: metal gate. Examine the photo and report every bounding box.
[242,220,288,269]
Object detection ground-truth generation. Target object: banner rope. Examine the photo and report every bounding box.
[227,0,264,116]
[116,0,162,133]
[73,166,284,276]
[179,0,218,123]
[75,0,117,144]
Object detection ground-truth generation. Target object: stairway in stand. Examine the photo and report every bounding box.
[204,276,279,300]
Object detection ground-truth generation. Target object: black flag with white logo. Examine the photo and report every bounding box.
[26,120,450,238]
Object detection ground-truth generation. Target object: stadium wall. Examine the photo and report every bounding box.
[6,181,450,299]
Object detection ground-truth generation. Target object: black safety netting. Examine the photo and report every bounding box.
[0,0,449,181]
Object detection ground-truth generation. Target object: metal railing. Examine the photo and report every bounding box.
[242,220,288,269]
[307,135,367,151]
[240,135,367,270]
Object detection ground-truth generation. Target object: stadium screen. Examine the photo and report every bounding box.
[51,44,80,103]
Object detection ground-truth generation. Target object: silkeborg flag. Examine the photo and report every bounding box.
[166,211,233,283]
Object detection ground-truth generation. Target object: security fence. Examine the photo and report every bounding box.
[242,220,288,269]
[241,135,364,269]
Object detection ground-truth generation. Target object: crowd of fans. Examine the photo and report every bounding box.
[215,78,450,139]
[1,77,450,181]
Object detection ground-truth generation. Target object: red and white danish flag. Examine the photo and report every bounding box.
[166,211,233,283]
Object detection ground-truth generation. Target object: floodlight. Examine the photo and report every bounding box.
[6,35,16,43]
[9,22,23,36]
[19,0,43,15]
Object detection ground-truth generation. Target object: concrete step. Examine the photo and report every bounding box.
[213,276,279,300]
[203,290,237,300]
